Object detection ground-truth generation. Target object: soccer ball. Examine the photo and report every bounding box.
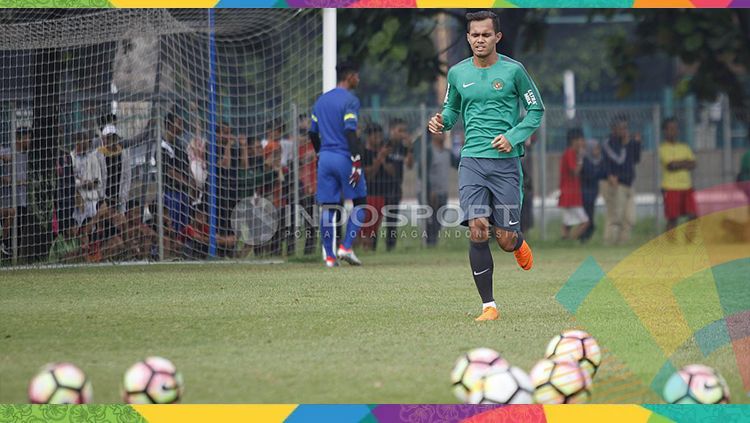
[28,363,93,404]
[467,366,533,404]
[530,358,592,404]
[662,364,730,404]
[450,347,509,403]
[545,329,602,379]
[122,356,184,404]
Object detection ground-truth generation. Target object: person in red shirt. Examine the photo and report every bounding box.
[559,128,590,241]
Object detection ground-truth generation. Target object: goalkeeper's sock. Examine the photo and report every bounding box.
[320,207,336,259]
[342,206,365,250]
[469,241,494,304]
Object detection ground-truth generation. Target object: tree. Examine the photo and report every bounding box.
[337,9,549,107]
[604,9,750,107]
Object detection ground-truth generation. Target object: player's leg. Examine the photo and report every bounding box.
[683,189,698,243]
[317,152,342,266]
[663,190,679,242]
[459,157,497,321]
[488,157,533,270]
[568,208,590,241]
[619,184,636,244]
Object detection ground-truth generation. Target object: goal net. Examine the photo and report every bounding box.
[0,9,322,266]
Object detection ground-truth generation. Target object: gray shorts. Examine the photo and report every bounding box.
[458,156,523,230]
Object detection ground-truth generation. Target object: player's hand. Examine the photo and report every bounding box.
[349,154,362,188]
[428,113,444,134]
[492,134,512,153]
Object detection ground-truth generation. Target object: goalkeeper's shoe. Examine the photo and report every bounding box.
[324,256,338,268]
[475,306,499,322]
[514,240,533,271]
[337,246,362,266]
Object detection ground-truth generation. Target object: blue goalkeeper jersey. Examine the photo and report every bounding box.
[310,87,360,157]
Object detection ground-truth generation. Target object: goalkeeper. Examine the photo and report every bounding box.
[309,61,366,267]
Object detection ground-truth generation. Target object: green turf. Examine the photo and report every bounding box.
[1,234,747,404]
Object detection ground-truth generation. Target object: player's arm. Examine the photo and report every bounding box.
[440,69,461,132]
[504,64,545,146]
[344,98,363,187]
[308,109,321,154]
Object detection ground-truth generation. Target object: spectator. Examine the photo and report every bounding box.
[98,123,132,214]
[659,117,697,242]
[161,112,191,242]
[602,116,641,245]
[0,127,30,260]
[183,203,238,259]
[186,111,208,206]
[382,118,414,252]
[123,200,157,260]
[416,131,459,247]
[580,139,606,242]
[297,114,318,255]
[558,128,590,241]
[217,122,242,238]
[360,123,390,251]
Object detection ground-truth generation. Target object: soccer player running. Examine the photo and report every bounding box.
[309,61,366,267]
[428,11,543,321]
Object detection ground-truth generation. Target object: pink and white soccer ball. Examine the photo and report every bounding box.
[530,358,592,404]
[28,363,93,404]
[545,329,602,379]
[122,356,184,404]
[663,364,730,404]
[450,347,509,403]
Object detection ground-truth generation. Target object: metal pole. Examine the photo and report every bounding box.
[539,112,547,241]
[207,9,219,258]
[291,103,300,250]
[419,103,428,246]
[156,106,164,261]
[652,104,662,235]
[322,9,336,93]
[10,108,18,265]
[722,95,732,184]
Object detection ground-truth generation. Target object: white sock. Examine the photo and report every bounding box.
[483,301,497,309]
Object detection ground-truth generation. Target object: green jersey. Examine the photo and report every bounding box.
[441,55,545,159]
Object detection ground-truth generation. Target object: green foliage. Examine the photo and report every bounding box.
[604,10,750,107]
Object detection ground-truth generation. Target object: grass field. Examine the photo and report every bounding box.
[1,230,748,404]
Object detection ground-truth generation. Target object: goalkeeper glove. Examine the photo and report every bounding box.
[349,154,362,188]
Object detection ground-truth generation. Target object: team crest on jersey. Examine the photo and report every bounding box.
[491,79,504,90]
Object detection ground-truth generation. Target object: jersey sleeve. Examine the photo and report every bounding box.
[310,104,319,134]
[505,64,545,146]
[344,96,360,132]
[441,68,461,131]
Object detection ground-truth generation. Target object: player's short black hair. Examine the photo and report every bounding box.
[466,10,500,33]
[662,117,678,129]
[566,128,584,145]
[336,61,359,82]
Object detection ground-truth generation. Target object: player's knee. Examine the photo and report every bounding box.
[469,218,489,242]
[495,229,517,252]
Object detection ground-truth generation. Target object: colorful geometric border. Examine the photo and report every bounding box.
[5,0,750,8]
[1,404,749,422]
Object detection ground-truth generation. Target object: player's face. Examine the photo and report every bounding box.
[664,121,678,140]
[467,19,501,59]
[347,72,360,89]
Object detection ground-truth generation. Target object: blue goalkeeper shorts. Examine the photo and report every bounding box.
[316,151,367,204]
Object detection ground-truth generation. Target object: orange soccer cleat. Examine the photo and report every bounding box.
[514,240,533,270]
[475,306,499,322]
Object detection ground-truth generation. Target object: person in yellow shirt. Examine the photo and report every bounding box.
[659,117,696,241]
